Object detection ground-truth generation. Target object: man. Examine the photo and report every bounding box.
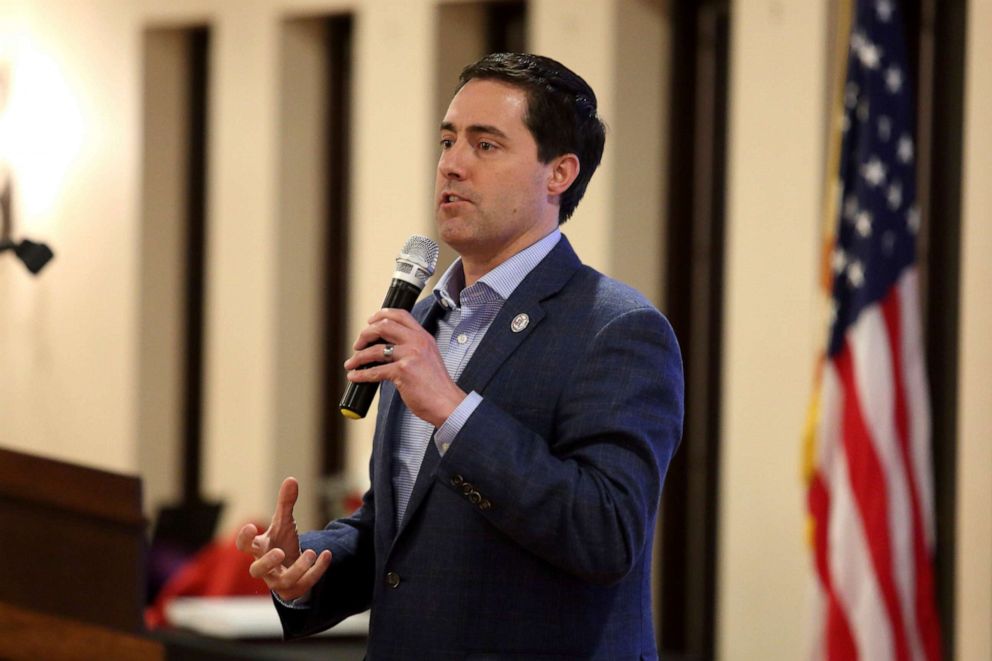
[237,53,684,659]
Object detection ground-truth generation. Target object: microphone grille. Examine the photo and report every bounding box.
[400,235,440,276]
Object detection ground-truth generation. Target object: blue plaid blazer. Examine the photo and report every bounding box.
[275,236,684,660]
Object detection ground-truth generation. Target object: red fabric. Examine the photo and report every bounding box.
[145,524,269,629]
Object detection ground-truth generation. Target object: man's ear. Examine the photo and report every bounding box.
[546,153,580,196]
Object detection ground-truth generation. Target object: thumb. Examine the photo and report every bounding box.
[273,476,300,526]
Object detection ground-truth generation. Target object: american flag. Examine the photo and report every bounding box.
[805,1,942,659]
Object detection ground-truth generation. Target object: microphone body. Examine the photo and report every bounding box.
[339,236,439,420]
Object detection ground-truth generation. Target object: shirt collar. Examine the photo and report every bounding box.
[433,229,562,309]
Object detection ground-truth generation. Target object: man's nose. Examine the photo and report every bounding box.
[438,143,468,180]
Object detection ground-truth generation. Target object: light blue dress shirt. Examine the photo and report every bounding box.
[391,229,562,526]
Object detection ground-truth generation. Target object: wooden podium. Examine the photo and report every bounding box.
[0,447,164,659]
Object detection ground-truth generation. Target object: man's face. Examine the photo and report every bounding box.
[435,79,558,266]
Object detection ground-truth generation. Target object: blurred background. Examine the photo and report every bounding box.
[0,0,987,659]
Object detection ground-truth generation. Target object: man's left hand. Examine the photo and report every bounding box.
[345,309,466,427]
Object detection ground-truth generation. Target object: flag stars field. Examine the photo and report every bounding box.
[883,231,897,256]
[887,182,903,210]
[856,211,874,237]
[885,66,903,93]
[876,0,895,22]
[907,205,920,235]
[862,157,887,186]
[858,99,871,122]
[845,194,860,222]
[806,1,942,659]
[859,41,883,69]
[833,248,849,274]
[897,135,914,163]
[846,81,860,108]
[878,116,892,141]
[847,260,865,288]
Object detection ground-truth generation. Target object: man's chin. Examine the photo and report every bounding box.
[439,232,471,255]
[437,217,473,247]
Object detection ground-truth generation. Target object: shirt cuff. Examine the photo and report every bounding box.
[434,391,482,455]
[273,590,311,609]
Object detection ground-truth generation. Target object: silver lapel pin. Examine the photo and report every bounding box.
[510,313,529,333]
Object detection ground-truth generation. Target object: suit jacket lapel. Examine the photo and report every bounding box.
[372,382,399,547]
[390,237,582,541]
[456,236,581,395]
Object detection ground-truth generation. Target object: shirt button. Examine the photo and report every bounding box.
[385,572,400,589]
[441,442,450,454]
[456,333,468,344]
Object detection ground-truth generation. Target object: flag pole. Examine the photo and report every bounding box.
[802,0,854,522]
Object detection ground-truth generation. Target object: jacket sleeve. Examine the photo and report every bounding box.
[273,485,376,639]
[434,306,684,585]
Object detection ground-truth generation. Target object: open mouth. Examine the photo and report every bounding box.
[442,193,466,204]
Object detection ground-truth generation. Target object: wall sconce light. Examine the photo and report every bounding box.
[0,57,59,276]
[0,147,54,275]
[0,236,54,274]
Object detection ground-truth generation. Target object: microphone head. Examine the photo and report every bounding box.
[393,235,439,290]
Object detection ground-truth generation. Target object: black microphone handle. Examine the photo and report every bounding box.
[339,278,424,419]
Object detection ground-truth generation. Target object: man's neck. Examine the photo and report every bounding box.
[459,226,558,287]
[461,255,509,288]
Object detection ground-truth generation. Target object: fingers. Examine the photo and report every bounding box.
[346,310,434,373]
[294,549,332,595]
[235,523,259,554]
[352,310,420,352]
[277,549,333,593]
[248,547,287,580]
[253,548,333,601]
[367,308,419,329]
[344,342,399,372]
[240,478,325,600]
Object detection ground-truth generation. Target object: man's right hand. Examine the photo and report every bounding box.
[235,477,332,602]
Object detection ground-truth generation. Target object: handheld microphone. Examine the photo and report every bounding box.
[339,235,440,420]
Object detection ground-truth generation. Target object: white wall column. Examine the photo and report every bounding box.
[954,0,992,657]
[201,2,281,529]
[718,2,827,658]
[343,0,437,482]
[529,0,669,306]
[529,0,616,274]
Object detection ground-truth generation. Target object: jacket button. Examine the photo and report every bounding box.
[468,490,482,505]
[479,499,492,511]
[385,572,400,589]
[450,474,464,487]
[461,482,474,494]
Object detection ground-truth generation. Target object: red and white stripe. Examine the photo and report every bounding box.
[808,268,941,661]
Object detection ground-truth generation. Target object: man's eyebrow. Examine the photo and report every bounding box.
[439,121,510,140]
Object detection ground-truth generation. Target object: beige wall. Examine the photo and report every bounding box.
[0,0,988,658]
[718,2,827,657]
[0,0,141,472]
[955,0,992,658]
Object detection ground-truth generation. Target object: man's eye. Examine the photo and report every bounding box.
[440,138,453,149]
[478,141,495,152]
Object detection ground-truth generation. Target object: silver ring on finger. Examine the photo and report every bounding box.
[383,344,395,360]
